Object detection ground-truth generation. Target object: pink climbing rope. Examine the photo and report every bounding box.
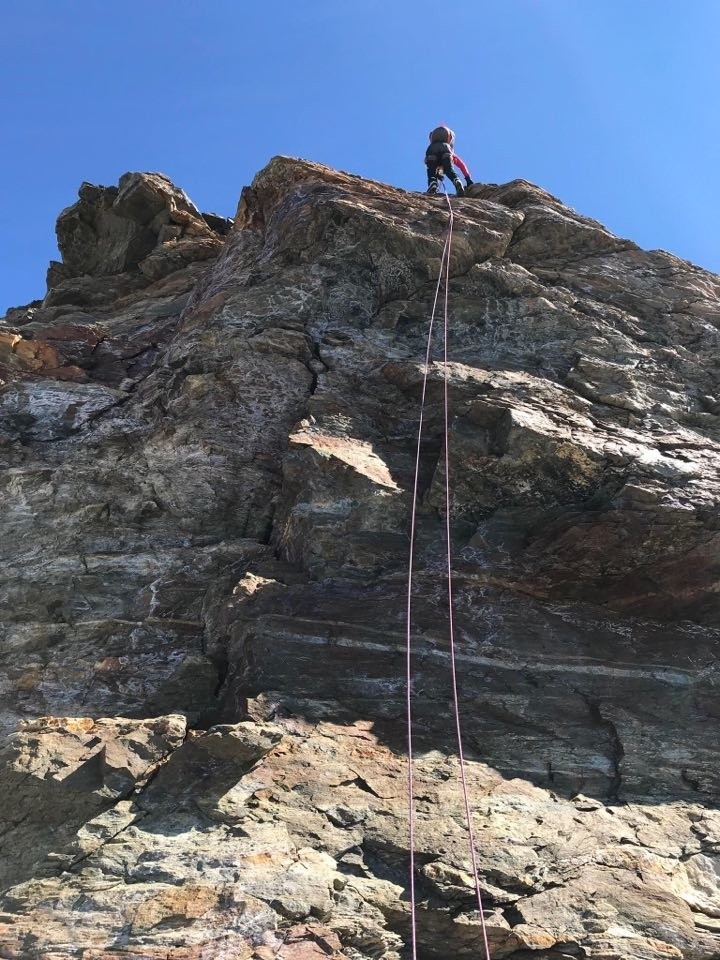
[406,220,451,960]
[440,186,492,960]
[406,183,492,960]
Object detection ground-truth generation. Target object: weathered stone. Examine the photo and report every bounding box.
[1,158,719,959]
[53,171,230,282]
[0,715,186,890]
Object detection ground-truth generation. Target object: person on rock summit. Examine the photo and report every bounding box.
[425,126,473,196]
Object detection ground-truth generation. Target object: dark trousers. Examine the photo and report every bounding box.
[425,146,457,186]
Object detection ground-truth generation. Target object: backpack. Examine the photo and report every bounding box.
[429,125,454,145]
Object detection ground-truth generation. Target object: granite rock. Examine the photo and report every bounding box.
[1,159,719,959]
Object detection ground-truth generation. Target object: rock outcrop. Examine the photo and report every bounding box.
[1,160,719,960]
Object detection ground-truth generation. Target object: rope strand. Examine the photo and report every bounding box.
[440,186,492,960]
[406,222,452,960]
[406,183,491,960]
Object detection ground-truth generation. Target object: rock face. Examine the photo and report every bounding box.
[1,160,719,959]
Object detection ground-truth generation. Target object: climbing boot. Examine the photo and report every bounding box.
[427,178,439,195]
[453,178,465,196]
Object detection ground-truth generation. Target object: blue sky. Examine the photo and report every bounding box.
[1,0,719,311]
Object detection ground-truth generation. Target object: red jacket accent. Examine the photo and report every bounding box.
[452,153,471,179]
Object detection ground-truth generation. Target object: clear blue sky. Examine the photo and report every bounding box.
[2,0,719,312]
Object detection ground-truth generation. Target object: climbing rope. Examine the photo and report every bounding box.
[405,221,451,960]
[406,183,492,960]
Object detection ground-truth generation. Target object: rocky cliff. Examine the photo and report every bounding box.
[1,159,719,960]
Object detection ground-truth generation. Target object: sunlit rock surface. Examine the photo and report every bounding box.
[1,160,719,959]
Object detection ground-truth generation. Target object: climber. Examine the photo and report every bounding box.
[425,126,473,197]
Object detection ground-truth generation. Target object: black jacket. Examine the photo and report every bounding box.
[425,140,452,161]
